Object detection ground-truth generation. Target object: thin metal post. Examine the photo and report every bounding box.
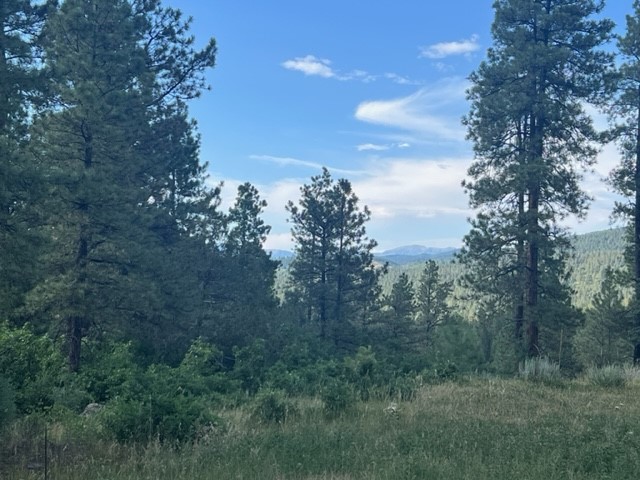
[44,424,48,480]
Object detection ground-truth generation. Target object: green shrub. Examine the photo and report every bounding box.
[0,375,16,431]
[0,322,66,413]
[519,357,561,383]
[585,365,627,388]
[345,346,377,400]
[251,388,296,424]
[232,339,267,394]
[79,341,143,403]
[321,379,355,418]
[389,375,421,401]
[265,362,305,396]
[433,361,459,382]
[100,393,219,443]
[97,353,224,443]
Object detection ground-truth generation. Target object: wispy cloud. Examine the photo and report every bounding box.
[356,142,412,152]
[357,143,390,152]
[420,35,480,59]
[384,72,421,85]
[249,154,365,176]
[282,55,416,84]
[354,79,469,141]
[281,55,336,78]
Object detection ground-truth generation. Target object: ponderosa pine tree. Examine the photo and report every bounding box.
[206,183,278,352]
[461,0,614,359]
[415,260,451,347]
[286,168,379,346]
[573,268,632,367]
[30,0,216,371]
[379,272,416,349]
[0,1,52,319]
[607,0,640,363]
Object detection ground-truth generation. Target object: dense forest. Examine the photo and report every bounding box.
[2,0,640,459]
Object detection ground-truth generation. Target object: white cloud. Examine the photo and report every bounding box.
[420,35,480,59]
[245,155,472,251]
[281,55,336,78]
[384,72,420,85]
[357,143,389,152]
[250,154,364,176]
[282,55,419,85]
[264,232,294,251]
[354,79,469,142]
[353,157,471,220]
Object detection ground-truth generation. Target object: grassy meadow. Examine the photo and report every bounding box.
[3,376,640,480]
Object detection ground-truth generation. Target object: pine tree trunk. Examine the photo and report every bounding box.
[525,184,540,358]
[634,98,640,364]
[0,14,7,133]
[66,122,93,372]
[68,315,81,372]
[515,190,525,346]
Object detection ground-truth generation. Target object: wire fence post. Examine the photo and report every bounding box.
[44,423,48,480]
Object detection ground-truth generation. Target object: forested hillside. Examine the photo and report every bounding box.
[377,228,627,311]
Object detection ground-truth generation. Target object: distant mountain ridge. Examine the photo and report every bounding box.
[268,244,460,265]
[375,245,459,265]
[268,249,294,259]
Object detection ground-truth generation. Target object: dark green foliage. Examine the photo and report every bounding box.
[461,0,615,358]
[251,388,296,424]
[99,391,219,444]
[321,379,355,418]
[607,0,640,361]
[286,168,381,346]
[574,269,633,368]
[0,376,16,431]
[0,322,65,413]
[415,260,452,346]
[26,0,218,371]
[232,339,268,394]
[0,1,51,320]
[93,339,228,443]
[208,184,279,353]
[426,317,484,375]
[375,273,416,351]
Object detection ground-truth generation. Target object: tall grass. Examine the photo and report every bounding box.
[3,378,640,479]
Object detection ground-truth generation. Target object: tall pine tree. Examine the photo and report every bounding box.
[286,168,379,347]
[30,0,216,371]
[461,0,614,358]
[0,1,51,320]
[607,0,640,363]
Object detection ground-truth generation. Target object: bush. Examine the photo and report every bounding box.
[321,380,355,418]
[96,346,226,443]
[389,375,421,401]
[519,357,561,383]
[100,391,219,443]
[0,322,66,413]
[232,339,267,394]
[0,376,16,431]
[585,365,627,388]
[345,346,377,400]
[251,388,296,424]
[79,341,143,403]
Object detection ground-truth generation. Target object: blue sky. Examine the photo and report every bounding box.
[168,0,630,251]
